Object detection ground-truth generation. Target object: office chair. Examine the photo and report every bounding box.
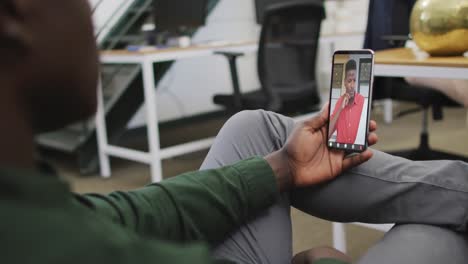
[365,0,468,162]
[213,0,324,115]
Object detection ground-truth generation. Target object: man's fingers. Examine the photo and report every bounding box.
[305,102,330,130]
[320,102,330,120]
[306,114,328,131]
[369,120,377,132]
[368,119,378,146]
[342,149,373,171]
[368,132,378,146]
[344,94,350,101]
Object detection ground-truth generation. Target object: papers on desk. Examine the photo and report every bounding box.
[406,41,429,60]
[193,39,255,47]
[126,45,159,52]
[200,40,231,47]
[125,40,256,53]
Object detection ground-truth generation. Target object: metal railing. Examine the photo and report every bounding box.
[91,0,138,45]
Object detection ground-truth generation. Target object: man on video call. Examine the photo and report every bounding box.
[328,59,365,144]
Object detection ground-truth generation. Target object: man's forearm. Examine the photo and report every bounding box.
[78,157,280,245]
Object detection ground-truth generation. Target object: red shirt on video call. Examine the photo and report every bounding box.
[331,93,365,144]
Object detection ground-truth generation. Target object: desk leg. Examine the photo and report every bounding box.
[142,60,163,182]
[466,110,468,128]
[96,77,111,178]
[383,99,393,124]
[332,222,347,253]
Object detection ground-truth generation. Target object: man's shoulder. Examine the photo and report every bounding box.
[356,93,365,100]
[355,93,365,104]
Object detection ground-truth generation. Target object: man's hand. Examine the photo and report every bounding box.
[341,94,350,110]
[266,103,378,192]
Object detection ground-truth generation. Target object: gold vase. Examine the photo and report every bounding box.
[410,0,468,56]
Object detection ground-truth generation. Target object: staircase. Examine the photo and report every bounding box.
[36,0,220,174]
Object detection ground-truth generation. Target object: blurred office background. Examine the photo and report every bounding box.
[38,0,467,261]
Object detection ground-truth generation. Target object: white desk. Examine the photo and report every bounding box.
[376,48,468,123]
[374,48,468,80]
[332,48,468,253]
[96,42,257,182]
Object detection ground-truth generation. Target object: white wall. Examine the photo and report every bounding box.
[89,0,370,128]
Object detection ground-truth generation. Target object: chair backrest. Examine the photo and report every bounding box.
[364,0,416,51]
[363,0,417,100]
[257,0,325,100]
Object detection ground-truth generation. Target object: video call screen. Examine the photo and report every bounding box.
[327,53,373,152]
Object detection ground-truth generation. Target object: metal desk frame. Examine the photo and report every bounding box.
[96,42,258,182]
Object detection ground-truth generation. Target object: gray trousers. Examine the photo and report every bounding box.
[200,110,468,264]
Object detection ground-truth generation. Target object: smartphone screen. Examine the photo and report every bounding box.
[327,50,374,152]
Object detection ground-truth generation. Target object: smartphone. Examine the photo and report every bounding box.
[327,50,375,153]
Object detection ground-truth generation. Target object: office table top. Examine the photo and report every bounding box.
[99,32,364,57]
[100,40,257,57]
[375,48,468,68]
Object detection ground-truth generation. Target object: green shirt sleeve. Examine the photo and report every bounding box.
[313,259,351,264]
[76,157,279,246]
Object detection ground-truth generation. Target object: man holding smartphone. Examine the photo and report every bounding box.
[328,59,365,144]
[1,1,468,264]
